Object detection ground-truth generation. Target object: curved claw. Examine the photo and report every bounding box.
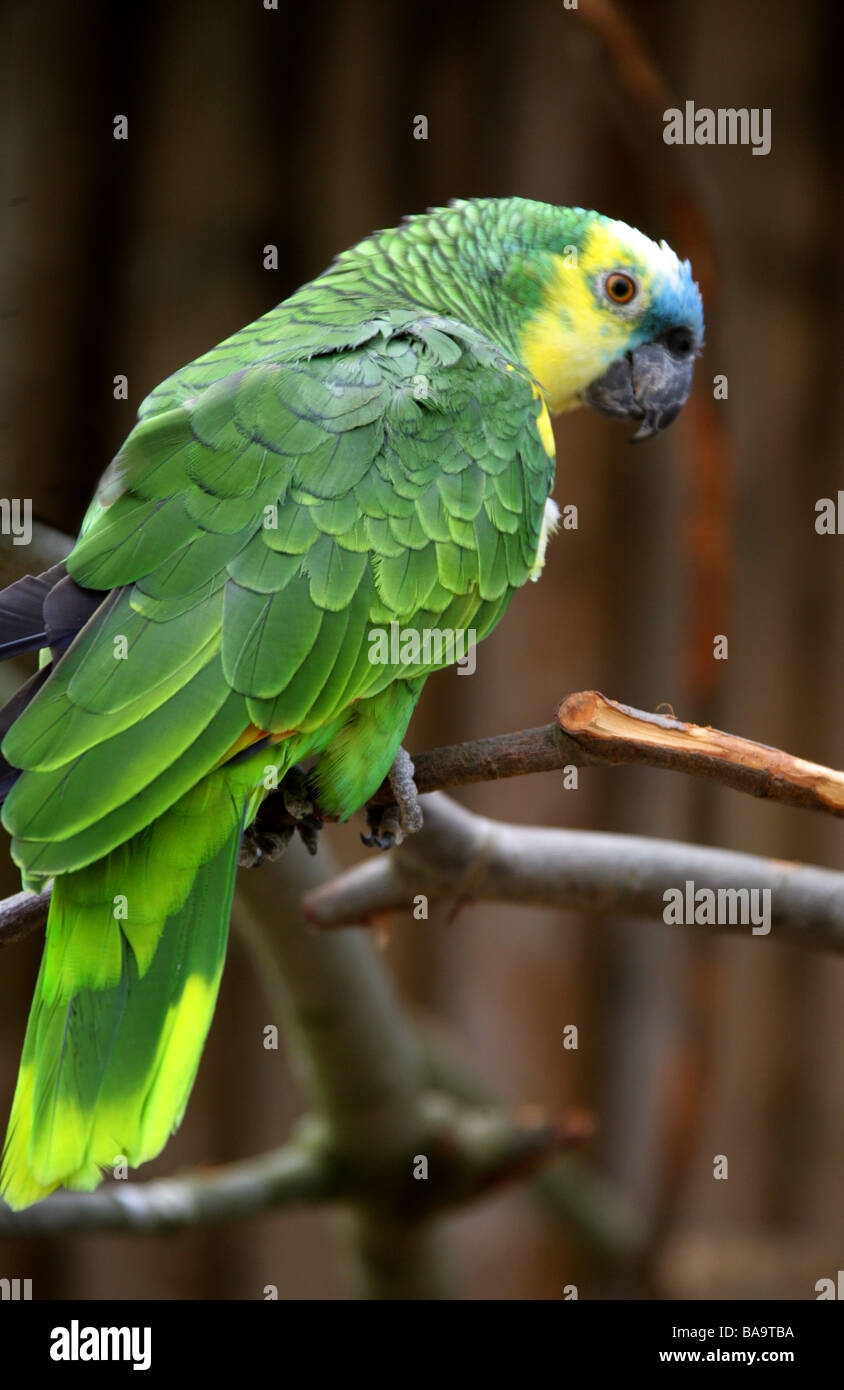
[361,804,400,852]
[297,814,323,856]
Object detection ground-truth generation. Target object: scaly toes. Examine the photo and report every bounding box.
[388,746,423,837]
[361,749,423,851]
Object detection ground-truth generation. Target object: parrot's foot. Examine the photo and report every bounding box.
[280,765,324,856]
[238,823,293,868]
[361,747,423,851]
[281,765,315,824]
[240,766,324,865]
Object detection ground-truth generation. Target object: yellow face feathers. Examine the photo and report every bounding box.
[518,218,688,416]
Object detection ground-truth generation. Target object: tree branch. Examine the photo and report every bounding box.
[0,1135,329,1236]
[360,691,844,817]
[304,793,844,954]
[4,691,842,949]
[0,1092,591,1238]
[0,888,51,946]
[555,692,844,817]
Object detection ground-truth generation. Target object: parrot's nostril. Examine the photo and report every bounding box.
[665,326,694,357]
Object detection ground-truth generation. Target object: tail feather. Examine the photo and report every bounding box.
[0,798,243,1210]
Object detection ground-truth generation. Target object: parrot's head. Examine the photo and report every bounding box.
[517,210,704,439]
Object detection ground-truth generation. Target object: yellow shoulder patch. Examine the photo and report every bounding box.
[505,363,556,458]
[535,395,556,458]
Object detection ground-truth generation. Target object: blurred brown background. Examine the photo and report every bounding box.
[0,0,842,1299]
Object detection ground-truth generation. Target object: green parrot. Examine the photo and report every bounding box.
[0,197,703,1208]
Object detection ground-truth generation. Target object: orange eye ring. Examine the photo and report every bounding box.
[605,272,637,305]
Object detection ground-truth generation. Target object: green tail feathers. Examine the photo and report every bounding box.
[1,792,244,1211]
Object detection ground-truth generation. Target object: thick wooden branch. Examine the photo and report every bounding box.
[556,692,844,817]
[304,793,844,954]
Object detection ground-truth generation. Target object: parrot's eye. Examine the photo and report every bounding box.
[605,272,638,305]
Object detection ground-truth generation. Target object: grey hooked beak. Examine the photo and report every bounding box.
[581,329,698,441]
